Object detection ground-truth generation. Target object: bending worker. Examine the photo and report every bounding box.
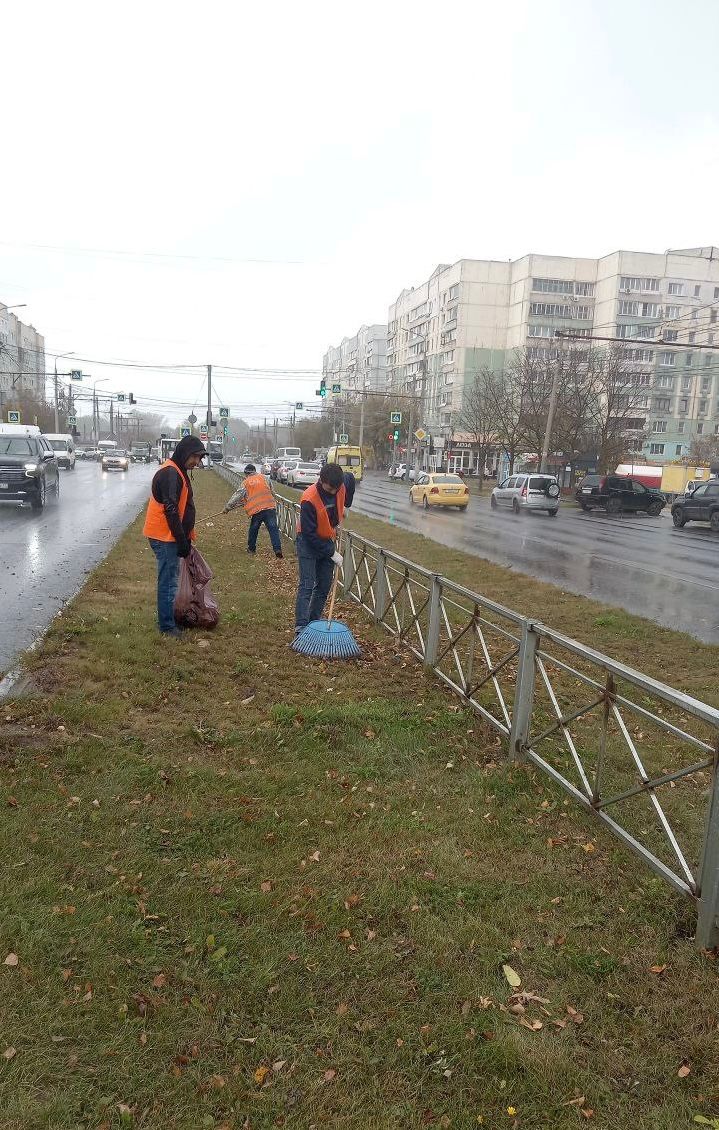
[143,435,207,637]
[294,462,355,637]
[223,463,283,559]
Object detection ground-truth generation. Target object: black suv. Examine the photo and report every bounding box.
[0,433,60,511]
[671,480,719,531]
[576,473,665,516]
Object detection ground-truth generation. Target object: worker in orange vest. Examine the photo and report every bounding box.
[294,462,355,635]
[143,435,207,637]
[222,463,283,558]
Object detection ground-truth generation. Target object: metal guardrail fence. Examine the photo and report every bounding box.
[216,464,719,949]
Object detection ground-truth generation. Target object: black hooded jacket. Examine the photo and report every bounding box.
[150,436,206,552]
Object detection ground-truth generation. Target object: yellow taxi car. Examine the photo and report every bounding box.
[409,471,470,510]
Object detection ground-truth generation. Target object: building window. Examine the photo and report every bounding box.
[532,278,594,296]
[689,332,696,343]
[655,373,674,388]
[659,352,675,366]
[711,309,717,324]
[621,276,660,292]
[529,302,592,319]
[619,300,660,318]
[697,422,704,435]
[678,421,685,433]
[574,281,595,296]
[714,287,719,299]
[651,420,668,432]
[682,377,692,390]
[654,397,671,411]
[665,305,680,319]
[694,285,701,297]
[649,443,666,455]
[616,324,655,340]
[448,284,459,301]
[699,399,708,414]
[668,282,685,296]
[685,353,693,366]
[623,348,653,363]
[663,330,678,342]
[691,309,698,320]
[528,325,553,338]
[675,444,684,456]
[680,398,689,412]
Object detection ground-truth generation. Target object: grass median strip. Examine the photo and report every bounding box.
[1,471,717,1129]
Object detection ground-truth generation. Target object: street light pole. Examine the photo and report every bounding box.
[53,351,75,433]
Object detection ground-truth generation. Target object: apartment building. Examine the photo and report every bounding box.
[322,324,388,397]
[387,247,719,466]
[0,305,46,407]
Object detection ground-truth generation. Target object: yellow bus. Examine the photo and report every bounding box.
[326,444,363,483]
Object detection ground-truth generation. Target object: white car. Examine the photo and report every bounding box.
[490,473,560,515]
[261,459,273,475]
[287,461,321,488]
[389,462,417,481]
[277,459,300,483]
[101,449,130,473]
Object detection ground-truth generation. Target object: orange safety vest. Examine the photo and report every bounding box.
[297,482,345,540]
[142,459,196,543]
[243,473,276,516]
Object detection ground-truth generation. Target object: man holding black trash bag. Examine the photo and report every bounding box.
[143,435,207,637]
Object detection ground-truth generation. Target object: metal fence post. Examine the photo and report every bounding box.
[696,745,719,950]
[509,620,539,762]
[342,532,357,597]
[425,575,442,669]
[374,550,387,625]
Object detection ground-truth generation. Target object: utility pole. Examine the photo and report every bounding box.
[358,389,365,449]
[53,357,59,432]
[263,417,267,456]
[206,364,212,432]
[273,417,278,451]
[109,398,114,438]
[540,337,563,474]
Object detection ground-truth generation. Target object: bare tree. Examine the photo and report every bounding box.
[457,374,497,489]
[690,434,719,466]
[482,361,524,475]
[583,346,650,472]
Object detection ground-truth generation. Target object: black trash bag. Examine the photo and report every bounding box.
[174,546,220,629]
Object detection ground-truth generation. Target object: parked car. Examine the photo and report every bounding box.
[270,459,282,480]
[575,473,665,516]
[389,462,417,482]
[0,425,61,510]
[491,473,561,516]
[261,458,273,475]
[130,442,153,464]
[101,448,130,472]
[277,459,300,484]
[287,461,322,488]
[410,472,469,510]
[671,480,719,531]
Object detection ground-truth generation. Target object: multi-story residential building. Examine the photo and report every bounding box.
[322,324,388,397]
[387,247,719,468]
[0,304,46,410]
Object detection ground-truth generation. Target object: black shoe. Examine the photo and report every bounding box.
[247,547,256,555]
[275,552,284,559]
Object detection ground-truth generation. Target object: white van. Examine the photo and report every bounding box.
[43,432,76,470]
[0,422,40,436]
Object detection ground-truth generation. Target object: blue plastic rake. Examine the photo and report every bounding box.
[291,569,361,660]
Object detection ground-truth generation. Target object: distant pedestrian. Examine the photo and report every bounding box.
[143,435,207,637]
[222,464,283,558]
[294,462,355,636]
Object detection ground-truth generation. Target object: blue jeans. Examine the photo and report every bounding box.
[148,538,180,632]
[295,535,335,630]
[248,509,282,554]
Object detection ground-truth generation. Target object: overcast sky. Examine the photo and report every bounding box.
[2,0,718,428]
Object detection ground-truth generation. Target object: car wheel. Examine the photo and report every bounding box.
[31,478,46,512]
[578,502,589,511]
[512,498,520,515]
[711,511,719,533]
[423,495,430,510]
[408,491,414,504]
[606,497,621,516]
[548,508,558,517]
[55,473,61,498]
[490,494,498,509]
[458,505,468,512]
[671,508,687,528]
[647,500,662,517]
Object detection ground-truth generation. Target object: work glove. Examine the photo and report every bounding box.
[331,551,343,567]
[177,540,192,559]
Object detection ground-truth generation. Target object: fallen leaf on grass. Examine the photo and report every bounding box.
[151,974,167,989]
[253,1064,270,1085]
[3,953,19,967]
[581,1110,595,1120]
[562,1096,586,1107]
[502,964,521,988]
[343,894,361,909]
[3,1047,16,1060]
[337,929,352,941]
[260,880,273,893]
[336,1002,349,1016]
[678,1062,691,1078]
[566,1005,584,1024]
[196,639,211,649]
[650,964,667,974]
[308,851,321,863]
[519,1018,543,1031]
[580,842,596,853]
[322,1068,336,1083]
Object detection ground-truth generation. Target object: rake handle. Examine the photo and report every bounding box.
[326,567,339,628]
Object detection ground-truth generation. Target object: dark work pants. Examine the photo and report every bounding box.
[248,508,282,553]
[148,538,180,632]
[294,534,334,630]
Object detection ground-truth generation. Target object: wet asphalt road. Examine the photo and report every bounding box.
[0,459,155,676]
[344,472,719,644]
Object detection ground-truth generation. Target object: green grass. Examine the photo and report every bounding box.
[0,471,717,1129]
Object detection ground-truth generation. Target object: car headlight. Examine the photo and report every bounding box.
[23,462,38,474]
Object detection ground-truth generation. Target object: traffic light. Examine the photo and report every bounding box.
[319,378,327,398]
[393,428,400,442]
[387,433,393,441]
[129,393,136,405]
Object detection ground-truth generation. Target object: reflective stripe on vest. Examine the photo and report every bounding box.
[296,482,345,539]
[142,459,194,542]
[243,473,276,516]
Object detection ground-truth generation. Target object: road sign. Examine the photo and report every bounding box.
[67,415,77,426]
[180,427,191,437]
[390,411,402,425]
[117,393,126,402]
[188,412,197,425]
[332,383,341,395]
[295,402,304,411]
[339,433,349,444]
[199,424,209,436]
[219,407,230,419]
[7,411,20,423]
[70,370,83,381]
[414,428,427,441]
